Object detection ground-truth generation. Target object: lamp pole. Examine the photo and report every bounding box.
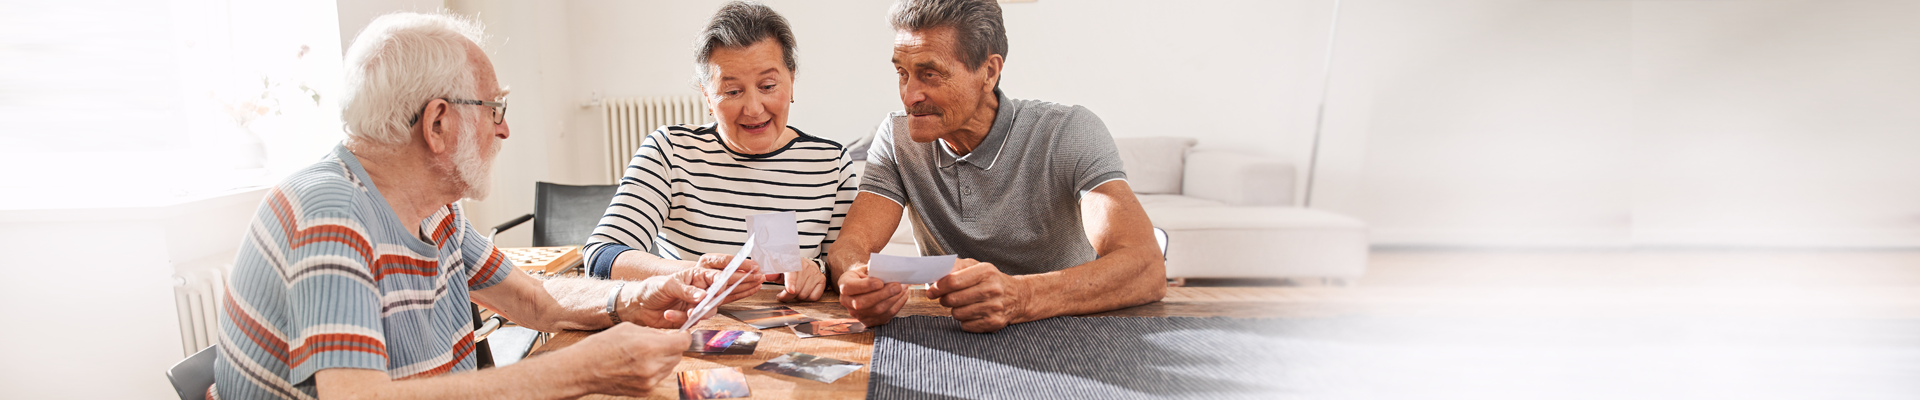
[1302,0,1344,208]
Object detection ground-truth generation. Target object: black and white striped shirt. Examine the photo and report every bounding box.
[585,124,858,278]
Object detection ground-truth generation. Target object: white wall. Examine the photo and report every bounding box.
[1311,0,1920,248]
[0,189,266,399]
[999,0,1336,181]
[434,0,1337,248]
[1626,1,1920,247]
[556,0,907,182]
[1313,0,1636,246]
[461,0,1920,248]
[551,0,1335,179]
[445,0,575,247]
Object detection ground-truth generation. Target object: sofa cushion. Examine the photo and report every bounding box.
[1113,137,1196,194]
[1182,150,1294,206]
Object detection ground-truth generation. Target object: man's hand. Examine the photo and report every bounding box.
[572,323,690,397]
[775,259,827,303]
[837,264,909,327]
[619,275,700,329]
[927,258,1030,333]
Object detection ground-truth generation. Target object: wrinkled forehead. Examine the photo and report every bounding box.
[892,27,961,66]
[709,39,790,81]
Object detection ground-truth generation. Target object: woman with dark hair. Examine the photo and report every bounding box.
[585,1,856,303]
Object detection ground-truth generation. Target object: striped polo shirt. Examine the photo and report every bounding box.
[584,124,858,278]
[214,144,512,400]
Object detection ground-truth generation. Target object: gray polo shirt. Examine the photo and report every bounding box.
[861,89,1127,275]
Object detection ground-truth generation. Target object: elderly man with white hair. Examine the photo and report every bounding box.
[212,12,753,400]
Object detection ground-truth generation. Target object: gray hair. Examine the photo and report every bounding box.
[691,1,799,91]
[888,0,1007,71]
[340,12,486,146]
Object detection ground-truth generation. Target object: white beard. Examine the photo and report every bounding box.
[449,113,498,201]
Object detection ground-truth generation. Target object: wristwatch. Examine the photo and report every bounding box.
[812,256,831,287]
[605,281,626,324]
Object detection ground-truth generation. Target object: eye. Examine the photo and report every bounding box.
[760,83,776,91]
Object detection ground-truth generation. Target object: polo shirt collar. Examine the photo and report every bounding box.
[336,143,449,253]
[937,88,1014,170]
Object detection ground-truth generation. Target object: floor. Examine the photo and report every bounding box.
[1357,249,1920,318]
[1184,249,1920,399]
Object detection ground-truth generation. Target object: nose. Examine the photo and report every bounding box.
[900,79,926,109]
[742,92,766,119]
[496,119,510,140]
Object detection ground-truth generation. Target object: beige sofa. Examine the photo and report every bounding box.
[853,136,1367,280]
[1116,137,1368,280]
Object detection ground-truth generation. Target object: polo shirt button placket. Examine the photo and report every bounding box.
[958,169,974,222]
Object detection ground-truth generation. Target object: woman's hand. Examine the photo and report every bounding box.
[776,259,826,302]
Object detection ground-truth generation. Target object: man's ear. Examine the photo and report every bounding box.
[417,99,454,155]
[979,54,1004,92]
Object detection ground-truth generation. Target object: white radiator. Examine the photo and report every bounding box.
[173,268,226,357]
[599,96,711,183]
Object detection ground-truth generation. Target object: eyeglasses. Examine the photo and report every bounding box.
[448,98,506,124]
[410,98,508,125]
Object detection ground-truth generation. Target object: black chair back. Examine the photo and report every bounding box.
[533,182,620,247]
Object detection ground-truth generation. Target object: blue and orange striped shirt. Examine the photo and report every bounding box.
[213,144,512,400]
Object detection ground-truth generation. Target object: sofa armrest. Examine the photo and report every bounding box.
[1181,150,1295,206]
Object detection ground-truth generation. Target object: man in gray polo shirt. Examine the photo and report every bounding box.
[826,0,1166,333]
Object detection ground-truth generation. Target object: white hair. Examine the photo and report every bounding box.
[340,12,487,146]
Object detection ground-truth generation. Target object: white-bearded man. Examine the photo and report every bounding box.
[212,12,756,400]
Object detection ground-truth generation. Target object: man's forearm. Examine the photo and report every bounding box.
[316,353,590,400]
[473,271,608,333]
[1014,246,1166,322]
[825,238,877,285]
[535,277,621,332]
[829,193,908,285]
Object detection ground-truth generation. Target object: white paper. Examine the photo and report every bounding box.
[746,211,803,274]
[866,253,957,284]
[680,236,756,332]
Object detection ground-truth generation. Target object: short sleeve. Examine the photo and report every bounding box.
[820,148,860,257]
[449,204,511,291]
[1063,106,1128,196]
[859,114,909,205]
[279,205,390,383]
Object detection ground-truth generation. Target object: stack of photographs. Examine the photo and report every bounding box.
[753,352,865,384]
[721,306,819,329]
[792,318,868,338]
[685,330,760,355]
[677,367,750,400]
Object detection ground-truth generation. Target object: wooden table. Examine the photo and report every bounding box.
[525,285,1286,400]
